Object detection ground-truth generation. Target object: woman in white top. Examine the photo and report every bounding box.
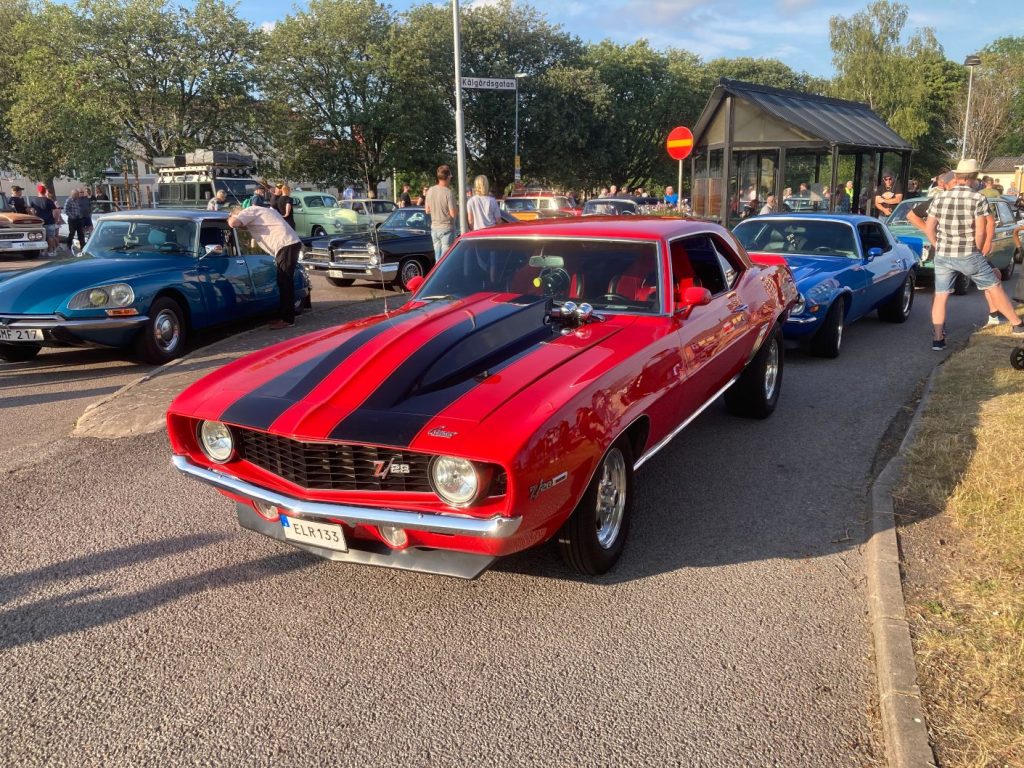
[466,175,501,230]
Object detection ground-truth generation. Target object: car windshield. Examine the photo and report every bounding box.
[583,200,639,216]
[887,199,921,226]
[503,198,539,212]
[215,179,258,203]
[417,237,663,314]
[733,219,859,258]
[84,219,198,257]
[382,208,430,230]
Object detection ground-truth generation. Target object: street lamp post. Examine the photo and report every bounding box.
[961,54,982,159]
[514,73,527,187]
[452,0,468,233]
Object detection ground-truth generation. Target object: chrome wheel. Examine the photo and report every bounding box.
[595,447,627,549]
[763,337,780,400]
[835,313,844,351]
[153,308,181,354]
[901,278,913,315]
[400,259,425,288]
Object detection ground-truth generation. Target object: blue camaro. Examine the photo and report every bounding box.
[733,214,918,358]
[0,209,311,364]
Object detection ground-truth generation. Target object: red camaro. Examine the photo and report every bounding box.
[168,218,796,578]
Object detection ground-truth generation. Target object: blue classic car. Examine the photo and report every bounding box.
[0,210,311,364]
[733,214,917,357]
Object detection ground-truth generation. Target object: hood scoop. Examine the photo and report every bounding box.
[410,297,552,398]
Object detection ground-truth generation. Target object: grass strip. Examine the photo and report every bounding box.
[896,321,1024,767]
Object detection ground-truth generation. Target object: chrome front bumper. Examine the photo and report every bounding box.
[0,313,149,331]
[299,253,398,282]
[172,455,522,539]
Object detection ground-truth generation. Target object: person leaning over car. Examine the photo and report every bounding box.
[924,159,1024,350]
[228,205,302,330]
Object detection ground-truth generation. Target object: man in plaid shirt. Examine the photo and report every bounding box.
[925,159,1024,350]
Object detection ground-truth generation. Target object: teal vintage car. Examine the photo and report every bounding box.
[886,196,1020,294]
[289,190,345,238]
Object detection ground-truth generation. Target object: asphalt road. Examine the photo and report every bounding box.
[0,267,1000,766]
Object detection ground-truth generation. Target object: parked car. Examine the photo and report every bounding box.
[499,195,578,221]
[886,196,1020,294]
[287,190,344,239]
[167,217,796,579]
[0,196,46,259]
[58,199,121,245]
[581,197,645,217]
[300,207,520,290]
[334,199,398,232]
[733,214,917,358]
[0,210,311,363]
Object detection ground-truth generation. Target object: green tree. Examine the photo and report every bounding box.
[702,57,815,92]
[78,0,259,163]
[0,0,31,170]
[7,2,118,184]
[828,1,934,143]
[979,37,1024,157]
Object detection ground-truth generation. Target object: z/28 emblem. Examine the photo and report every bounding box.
[529,471,568,500]
[372,458,411,480]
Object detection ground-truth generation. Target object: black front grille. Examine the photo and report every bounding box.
[237,429,433,493]
[0,232,25,241]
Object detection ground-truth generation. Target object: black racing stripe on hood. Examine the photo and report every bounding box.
[220,313,419,430]
[328,298,551,446]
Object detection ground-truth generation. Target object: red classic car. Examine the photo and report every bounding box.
[168,217,796,578]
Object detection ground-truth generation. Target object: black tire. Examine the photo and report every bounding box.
[326,276,355,287]
[396,257,427,291]
[1014,248,1023,265]
[1012,346,1024,370]
[1000,258,1015,281]
[300,291,312,310]
[878,274,915,323]
[0,343,42,362]
[809,297,845,358]
[135,296,187,364]
[557,438,633,575]
[311,226,326,238]
[954,273,969,296]
[725,324,783,419]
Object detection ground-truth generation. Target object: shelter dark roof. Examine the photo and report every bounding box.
[983,155,1024,172]
[693,78,912,151]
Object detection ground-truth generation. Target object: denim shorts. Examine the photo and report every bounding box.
[934,252,1000,293]
[44,224,57,238]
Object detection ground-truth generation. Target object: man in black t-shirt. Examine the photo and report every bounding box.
[30,184,58,255]
[8,185,28,214]
[873,171,903,218]
[399,183,412,207]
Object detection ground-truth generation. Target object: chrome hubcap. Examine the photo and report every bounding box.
[763,339,779,400]
[836,312,844,350]
[901,279,912,314]
[403,261,422,282]
[595,447,627,549]
[153,309,180,353]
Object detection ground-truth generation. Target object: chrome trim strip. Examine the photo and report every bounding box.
[172,454,522,538]
[0,314,149,330]
[634,374,740,470]
[785,315,817,325]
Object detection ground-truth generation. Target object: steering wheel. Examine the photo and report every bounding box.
[813,246,835,254]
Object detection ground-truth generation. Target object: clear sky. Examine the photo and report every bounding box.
[235,0,1023,78]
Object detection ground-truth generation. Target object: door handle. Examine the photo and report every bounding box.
[236,259,245,265]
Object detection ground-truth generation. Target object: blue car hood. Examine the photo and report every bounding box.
[784,255,851,289]
[0,254,190,314]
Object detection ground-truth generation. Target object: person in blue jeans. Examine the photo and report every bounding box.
[424,165,458,259]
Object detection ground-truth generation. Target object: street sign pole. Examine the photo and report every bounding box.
[677,160,683,212]
[452,0,468,234]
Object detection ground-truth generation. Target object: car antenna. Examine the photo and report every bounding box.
[363,163,389,317]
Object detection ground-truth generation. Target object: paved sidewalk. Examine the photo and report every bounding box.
[73,298,389,439]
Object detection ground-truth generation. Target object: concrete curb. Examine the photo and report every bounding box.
[867,368,940,768]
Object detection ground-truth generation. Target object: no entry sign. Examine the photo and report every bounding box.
[666,126,694,161]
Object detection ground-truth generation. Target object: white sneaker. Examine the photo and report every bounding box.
[986,313,1004,327]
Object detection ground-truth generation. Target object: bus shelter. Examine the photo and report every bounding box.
[689,79,913,225]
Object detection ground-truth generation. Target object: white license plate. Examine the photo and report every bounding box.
[327,269,350,278]
[0,328,43,342]
[0,241,41,250]
[281,516,347,552]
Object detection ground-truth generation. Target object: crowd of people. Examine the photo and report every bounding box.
[0,183,105,257]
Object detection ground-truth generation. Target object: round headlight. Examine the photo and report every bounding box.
[366,243,378,256]
[430,456,479,506]
[791,293,806,315]
[108,284,135,306]
[198,420,234,463]
[368,253,380,266]
[89,288,109,307]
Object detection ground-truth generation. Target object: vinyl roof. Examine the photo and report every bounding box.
[694,79,913,152]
